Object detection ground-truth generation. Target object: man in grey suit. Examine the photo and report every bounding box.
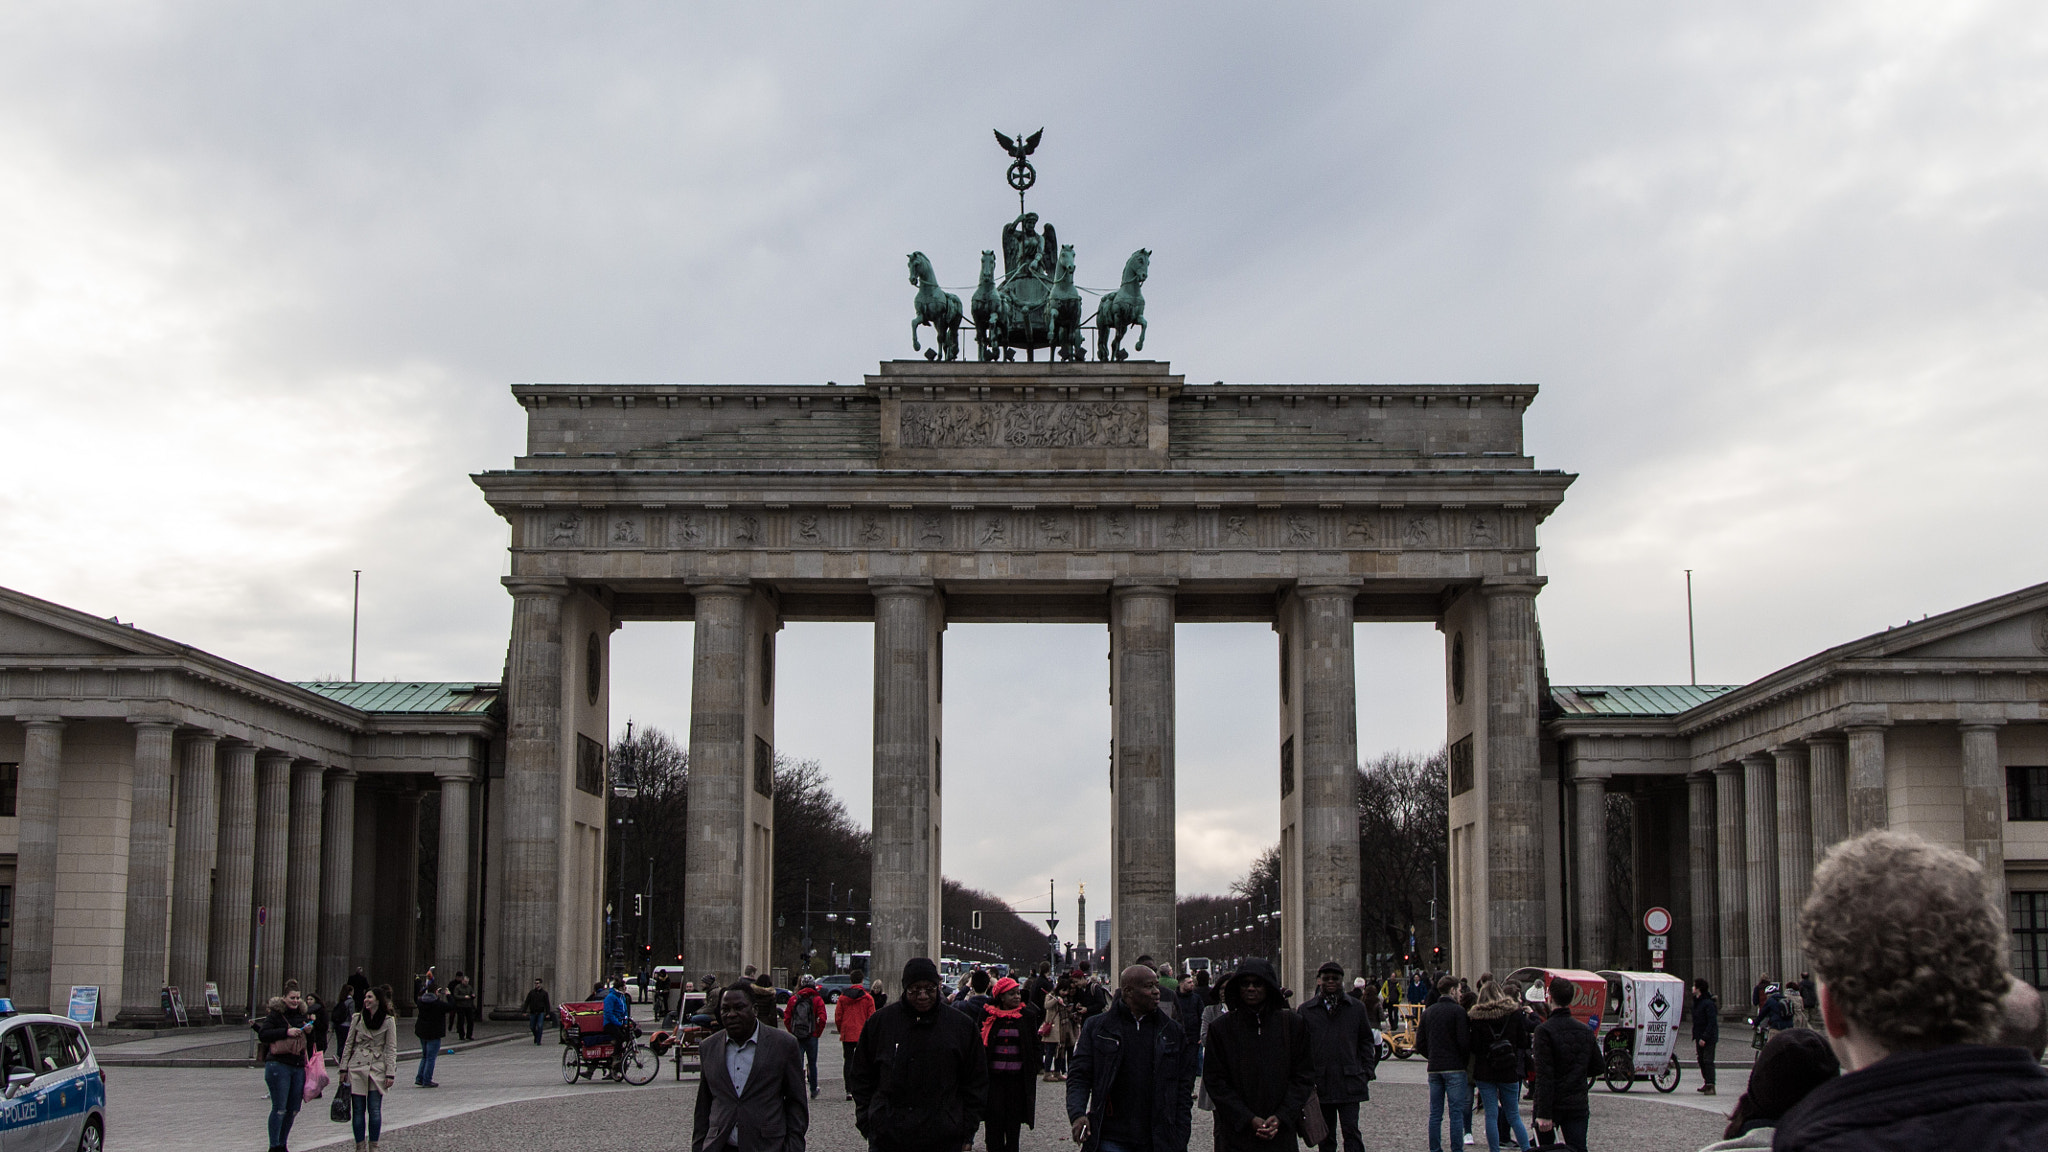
[695,985,810,1152]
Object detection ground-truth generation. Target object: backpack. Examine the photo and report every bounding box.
[1478,1017,1517,1076]
[788,994,818,1038]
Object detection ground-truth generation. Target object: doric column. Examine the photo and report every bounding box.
[377,789,423,1002]
[1293,582,1360,985]
[1960,721,2007,910]
[500,577,568,1007]
[168,734,220,1009]
[1742,752,1782,981]
[1846,722,1890,833]
[13,717,65,1012]
[1111,579,1180,971]
[1572,773,1609,970]
[1686,772,1720,999]
[284,760,325,987]
[349,785,379,979]
[685,582,755,981]
[252,750,292,994]
[209,741,257,1017]
[1806,735,1848,858]
[318,768,357,999]
[436,771,474,978]
[868,580,943,989]
[1713,763,1749,999]
[1482,581,1546,970]
[1771,744,1813,980]
[117,720,178,1025]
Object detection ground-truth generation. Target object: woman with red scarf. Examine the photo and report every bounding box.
[969,976,1043,1152]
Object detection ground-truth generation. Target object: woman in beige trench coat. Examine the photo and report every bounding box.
[337,984,400,1150]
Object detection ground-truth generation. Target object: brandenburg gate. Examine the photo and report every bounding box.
[473,358,1574,1003]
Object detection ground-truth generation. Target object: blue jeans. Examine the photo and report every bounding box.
[1476,1081,1530,1152]
[264,1062,305,1148]
[798,1035,820,1095]
[1101,1140,1141,1152]
[1428,1070,1470,1152]
[350,1086,384,1143]
[530,1011,547,1043]
[416,1037,441,1084]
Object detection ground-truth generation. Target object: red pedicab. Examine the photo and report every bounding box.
[558,1001,659,1084]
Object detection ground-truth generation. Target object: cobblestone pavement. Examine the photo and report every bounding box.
[115,1014,1732,1152]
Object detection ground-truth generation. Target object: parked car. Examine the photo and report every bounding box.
[0,1010,106,1152]
[814,975,858,1003]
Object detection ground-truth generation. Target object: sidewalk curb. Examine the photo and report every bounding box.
[98,1029,523,1069]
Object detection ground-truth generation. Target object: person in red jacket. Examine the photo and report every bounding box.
[834,974,878,1101]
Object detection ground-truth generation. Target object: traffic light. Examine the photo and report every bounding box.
[1431,945,1444,965]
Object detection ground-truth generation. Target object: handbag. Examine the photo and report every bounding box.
[329,1078,352,1123]
[1298,1088,1330,1147]
[268,1033,307,1058]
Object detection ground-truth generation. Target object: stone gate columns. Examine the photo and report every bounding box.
[285,760,324,985]
[318,768,357,999]
[1960,721,2007,909]
[1713,762,1749,997]
[1771,745,1812,980]
[169,734,220,1008]
[1741,752,1781,981]
[500,577,568,1005]
[436,770,474,977]
[1806,736,1848,858]
[14,717,64,1011]
[869,579,942,989]
[1112,580,1178,973]
[1846,721,1890,833]
[117,720,178,1024]
[1483,581,1546,970]
[1686,773,1720,999]
[349,789,379,978]
[254,750,292,990]
[684,580,781,982]
[1571,773,1608,969]
[1288,581,1361,989]
[210,741,258,1017]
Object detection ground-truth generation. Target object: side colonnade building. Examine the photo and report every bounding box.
[0,586,501,1024]
[1548,580,2048,995]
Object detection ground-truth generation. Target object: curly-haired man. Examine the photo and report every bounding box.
[1772,830,2048,1151]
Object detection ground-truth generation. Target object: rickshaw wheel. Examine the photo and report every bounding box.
[623,1044,659,1085]
[1603,1050,1634,1092]
[1392,1044,1414,1060]
[1375,1037,1392,1063]
[1653,1058,1681,1093]
[561,1046,581,1084]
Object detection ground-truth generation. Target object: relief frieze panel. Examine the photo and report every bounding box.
[899,401,1147,449]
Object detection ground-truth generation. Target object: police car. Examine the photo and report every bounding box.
[0,1002,106,1152]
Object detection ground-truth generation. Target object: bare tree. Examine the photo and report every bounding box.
[1357,746,1450,970]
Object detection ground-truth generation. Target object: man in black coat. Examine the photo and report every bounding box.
[1690,979,1719,1096]
[694,986,810,1152]
[1298,962,1376,1152]
[1771,830,2048,1152]
[1414,974,1470,1152]
[1531,976,1603,1151]
[1068,965,1196,1152]
[847,957,988,1152]
[1202,959,1314,1152]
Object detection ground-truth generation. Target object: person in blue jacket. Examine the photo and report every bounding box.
[603,977,635,1076]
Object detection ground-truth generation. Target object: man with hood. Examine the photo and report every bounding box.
[1202,959,1314,1152]
[848,958,987,1152]
[1299,962,1376,1152]
[1068,965,1196,1152]
[833,974,877,1101]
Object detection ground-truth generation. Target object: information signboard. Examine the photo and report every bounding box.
[166,985,189,1026]
[66,986,99,1027]
[203,982,223,1019]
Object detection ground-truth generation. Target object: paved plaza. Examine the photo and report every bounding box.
[110,1007,1732,1152]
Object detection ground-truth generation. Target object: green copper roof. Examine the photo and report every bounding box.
[295,681,500,714]
[1551,684,1741,717]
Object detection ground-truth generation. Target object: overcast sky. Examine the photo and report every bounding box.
[4,3,2046,919]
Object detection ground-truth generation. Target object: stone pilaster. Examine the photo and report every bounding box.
[1960,721,2007,911]
[436,771,474,977]
[318,768,357,999]
[116,720,178,1025]
[684,582,754,983]
[1111,580,1179,971]
[1293,581,1361,986]
[168,734,220,1009]
[1741,752,1781,981]
[499,577,568,1009]
[1771,744,1813,981]
[209,741,257,1017]
[1713,763,1749,998]
[1572,773,1609,970]
[1686,772,1720,997]
[284,761,324,987]
[1806,735,1848,858]
[253,750,292,994]
[1483,582,1546,970]
[13,717,64,1012]
[868,580,943,988]
[1845,722,1890,833]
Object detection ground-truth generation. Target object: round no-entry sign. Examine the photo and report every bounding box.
[1644,907,1672,935]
